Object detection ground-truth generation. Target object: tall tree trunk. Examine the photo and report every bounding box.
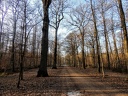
[82,33,86,69]
[102,14,111,69]
[20,1,27,80]
[90,0,101,73]
[37,0,51,77]
[91,36,95,67]
[108,35,113,66]
[73,40,77,67]
[10,16,16,72]
[73,49,76,67]
[32,25,37,67]
[77,47,81,68]
[118,0,128,72]
[17,22,24,88]
[51,0,64,69]
[111,15,120,69]
[100,49,105,78]
[118,0,128,53]
[0,13,4,66]
[52,29,58,69]
[71,39,74,67]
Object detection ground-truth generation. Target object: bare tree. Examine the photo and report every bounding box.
[17,0,28,87]
[17,0,38,88]
[99,0,111,69]
[67,4,90,69]
[110,12,120,69]
[85,27,96,67]
[0,0,10,65]
[29,25,37,68]
[65,32,77,67]
[9,0,20,72]
[90,0,101,72]
[50,0,67,69]
[37,0,52,77]
[117,0,128,71]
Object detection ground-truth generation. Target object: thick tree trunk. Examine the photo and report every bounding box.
[37,0,51,77]
[118,0,128,53]
[118,0,128,72]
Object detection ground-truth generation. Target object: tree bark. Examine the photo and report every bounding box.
[102,14,111,69]
[51,0,64,69]
[52,29,58,69]
[111,15,120,69]
[117,0,128,72]
[37,0,51,77]
[82,32,86,69]
[10,14,17,72]
[11,22,16,72]
[90,0,101,73]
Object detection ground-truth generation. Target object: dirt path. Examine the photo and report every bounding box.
[0,67,128,96]
[61,67,128,96]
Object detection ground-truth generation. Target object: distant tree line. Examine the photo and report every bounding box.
[64,0,128,73]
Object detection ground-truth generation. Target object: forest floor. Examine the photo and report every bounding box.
[0,66,128,96]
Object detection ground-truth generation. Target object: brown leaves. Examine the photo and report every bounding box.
[0,67,128,95]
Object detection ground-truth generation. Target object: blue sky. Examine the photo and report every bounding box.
[49,0,86,40]
[70,0,85,5]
